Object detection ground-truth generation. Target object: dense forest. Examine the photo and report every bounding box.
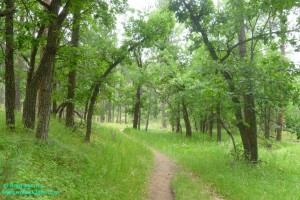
[0,0,300,199]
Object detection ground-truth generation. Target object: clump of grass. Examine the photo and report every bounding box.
[125,128,300,200]
[0,113,153,200]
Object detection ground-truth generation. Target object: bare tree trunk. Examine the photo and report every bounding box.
[4,0,15,128]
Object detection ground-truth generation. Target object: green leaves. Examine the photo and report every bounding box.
[124,7,175,47]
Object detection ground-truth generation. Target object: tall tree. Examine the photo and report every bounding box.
[66,7,81,127]
[4,0,15,129]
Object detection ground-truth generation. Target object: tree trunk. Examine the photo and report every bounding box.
[209,110,214,138]
[52,82,58,114]
[182,99,192,137]
[66,10,80,127]
[22,25,45,128]
[15,56,23,112]
[85,83,100,142]
[175,103,181,133]
[35,0,70,140]
[119,106,122,124]
[36,66,53,140]
[133,86,141,129]
[145,109,150,132]
[125,105,128,124]
[161,101,167,128]
[276,108,283,141]
[276,16,286,142]
[264,105,271,139]
[4,0,15,128]
[138,106,141,130]
[216,103,222,142]
[239,19,258,162]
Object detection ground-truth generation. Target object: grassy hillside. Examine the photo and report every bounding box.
[0,113,153,200]
[125,128,300,200]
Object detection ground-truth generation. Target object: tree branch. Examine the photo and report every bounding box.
[57,0,71,26]
[220,30,296,62]
[36,0,50,10]
[0,7,16,17]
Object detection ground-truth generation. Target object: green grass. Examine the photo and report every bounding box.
[172,172,212,200]
[124,128,300,200]
[0,113,153,200]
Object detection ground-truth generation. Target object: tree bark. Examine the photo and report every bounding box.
[85,83,100,142]
[161,101,167,128]
[209,110,214,138]
[22,24,45,129]
[276,108,283,141]
[133,86,141,129]
[66,9,80,127]
[4,0,16,128]
[239,19,258,162]
[216,103,222,142]
[145,109,150,132]
[182,99,192,137]
[23,0,70,132]
[276,15,286,142]
[35,0,70,140]
[36,66,53,140]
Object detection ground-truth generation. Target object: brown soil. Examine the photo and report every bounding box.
[148,148,177,200]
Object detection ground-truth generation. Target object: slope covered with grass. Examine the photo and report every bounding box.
[0,113,153,200]
[125,128,300,200]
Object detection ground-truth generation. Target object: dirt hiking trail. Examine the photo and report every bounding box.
[148,148,176,200]
[119,129,223,200]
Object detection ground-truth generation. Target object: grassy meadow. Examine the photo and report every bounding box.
[0,113,153,200]
[124,128,300,200]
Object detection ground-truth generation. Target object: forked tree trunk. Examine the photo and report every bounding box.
[4,0,15,128]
